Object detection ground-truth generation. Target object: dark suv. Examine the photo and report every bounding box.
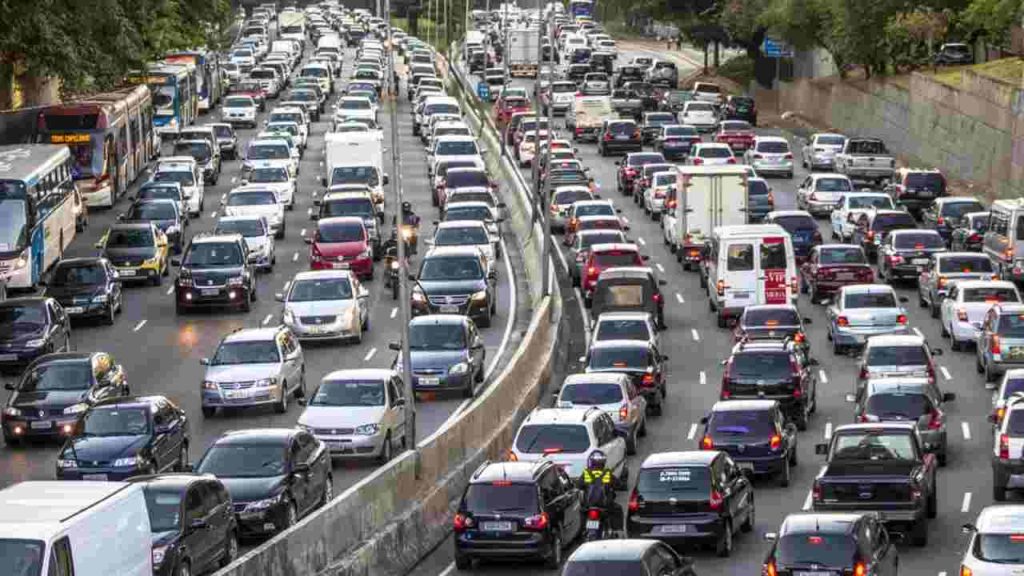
[723,95,757,125]
[720,339,818,430]
[699,399,798,486]
[173,233,256,314]
[453,459,583,570]
[581,339,669,416]
[762,513,899,576]
[852,209,917,259]
[616,152,665,196]
[877,229,946,282]
[598,119,642,157]
[411,246,496,327]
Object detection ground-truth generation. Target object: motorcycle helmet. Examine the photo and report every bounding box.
[587,450,607,471]
[401,201,412,214]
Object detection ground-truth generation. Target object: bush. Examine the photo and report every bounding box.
[717,55,755,87]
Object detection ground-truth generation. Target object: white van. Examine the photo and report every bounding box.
[706,224,798,327]
[0,481,152,576]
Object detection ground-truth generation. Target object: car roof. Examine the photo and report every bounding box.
[866,378,929,395]
[767,210,812,219]
[318,216,366,227]
[425,245,483,258]
[192,233,243,245]
[562,373,630,386]
[865,334,926,347]
[710,399,778,412]
[889,229,941,237]
[322,368,396,381]
[833,421,917,433]
[92,395,167,410]
[55,257,108,267]
[569,539,659,561]
[840,283,895,294]
[409,314,468,327]
[588,338,651,351]
[290,269,354,283]
[810,172,850,180]
[953,279,1015,290]
[216,428,297,444]
[471,460,547,484]
[780,513,862,536]
[976,505,1024,534]
[110,222,155,231]
[590,243,638,253]
[436,220,487,230]
[221,327,284,343]
[640,450,717,468]
[595,311,654,322]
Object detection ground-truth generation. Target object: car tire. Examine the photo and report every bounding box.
[716,520,733,557]
[911,518,928,547]
[716,312,727,329]
[544,532,562,569]
[927,483,938,518]
[175,443,189,472]
[321,476,334,507]
[454,550,472,570]
[918,291,928,308]
[929,298,940,319]
[201,406,215,418]
[220,531,239,568]
[283,499,298,530]
[176,560,191,576]
[994,476,1008,501]
[779,460,791,487]
[639,417,647,437]
[741,498,755,533]
[625,427,637,455]
[104,304,116,326]
[378,433,392,463]
[275,385,289,413]
[951,333,963,352]
[977,353,986,374]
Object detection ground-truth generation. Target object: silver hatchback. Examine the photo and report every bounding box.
[199,326,306,416]
[827,284,911,354]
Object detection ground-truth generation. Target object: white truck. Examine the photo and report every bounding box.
[507,27,541,77]
[662,165,749,271]
[324,132,388,216]
[279,11,307,47]
[0,481,152,575]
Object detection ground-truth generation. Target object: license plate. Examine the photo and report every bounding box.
[796,572,834,576]
[656,524,689,534]
[481,521,513,532]
[912,258,929,265]
[118,269,136,277]
[836,273,856,281]
[332,262,350,269]
[200,288,220,296]
[82,474,108,481]
[65,306,85,314]
[224,390,250,399]
[439,305,459,313]
[732,291,751,299]
[419,377,440,386]
[326,440,345,449]
[585,520,600,530]
[0,354,16,362]
[738,461,754,471]
[30,421,52,430]
[306,325,326,334]
[615,135,629,140]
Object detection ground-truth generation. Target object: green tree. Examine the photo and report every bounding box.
[962,0,1023,44]
[719,0,770,59]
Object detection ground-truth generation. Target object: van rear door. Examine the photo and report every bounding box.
[721,240,758,311]
[759,236,791,305]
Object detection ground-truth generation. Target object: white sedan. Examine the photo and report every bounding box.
[941,280,1021,351]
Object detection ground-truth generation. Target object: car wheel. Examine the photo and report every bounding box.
[789,447,798,466]
[911,518,928,547]
[175,443,189,471]
[779,459,791,487]
[716,520,733,557]
[152,271,162,286]
[625,427,637,455]
[104,304,116,326]
[176,560,191,576]
[741,498,755,533]
[638,417,647,437]
[986,360,998,383]
[275,385,289,413]
[220,531,239,568]
[283,499,298,530]
[918,290,928,308]
[929,298,940,319]
[378,432,392,463]
[454,550,472,570]
[201,406,215,418]
[544,532,562,569]
[994,475,1008,501]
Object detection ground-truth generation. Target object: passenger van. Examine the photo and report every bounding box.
[706,224,798,327]
[983,198,1024,284]
[0,481,152,575]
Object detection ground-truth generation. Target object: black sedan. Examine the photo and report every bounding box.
[699,400,798,486]
[0,297,72,374]
[43,257,123,325]
[2,351,127,444]
[56,395,188,480]
[193,428,333,538]
[763,512,899,576]
[581,339,669,416]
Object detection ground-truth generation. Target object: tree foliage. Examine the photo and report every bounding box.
[962,0,1024,44]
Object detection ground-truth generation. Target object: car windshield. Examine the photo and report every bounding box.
[998,314,1024,337]
[435,226,489,246]
[183,243,241,266]
[975,535,1024,563]
[589,347,649,370]
[941,201,984,218]
[318,221,365,243]
[773,215,816,233]
[866,391,931,419]
[447,171,489,188]
[664,126,696,137]
[436,141,478,156]
[52,264,106,286]
[445,206,492,223]
[844,291,897,308]
[225,97,254,108]
[866,345,928,366]
[107,228,154,248]
[552,82,576,93]
[249,167,289,183]
[289,277,353,302]
[832,432,916,460]
[709,410,775,437]
[197,443,287,477]
[419,256,483,281]
[698,146,732,159]
[213,125,233,138]
[730,352,792,380]
[939,256,993,274]
[463,483,540,515]
[143,488,184,532]
[215,219,265,238]
[323,198,374,218]
[593,251,639,267]
[963,287,1018,303]
[228,191,277,206]
[893,233,944,250]
[743,308,800,327]
[515,424,590,453]
[17,361,91,392]
[687,102,714,113]
[560,382,623,405]
[81,407,150,436]
[595,319,650,341]
[776,534,857,567]
[212,340,280,365]
[756,141,789,153]
[407,322,468,352]
[128,203,176,221]
[815,177,852,192]
[821,247,867,265]
[0,539,44,576]
[311,379,384,407]
[637,466,710,498]
[153,171,195,186]
[340,99,371,109]
[331,166,379,186]
[248,144,290,160]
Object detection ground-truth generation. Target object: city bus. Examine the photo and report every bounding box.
[36,85,156,208]
[0,145,78,289]
[165,51,224,113]
[568,0,594,18]
[126,63,197,138]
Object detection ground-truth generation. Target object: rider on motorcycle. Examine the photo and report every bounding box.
[581,450,622,532]
[393,201,420,253]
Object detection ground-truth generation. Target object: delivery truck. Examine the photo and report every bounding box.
[324,131,388,216]
[507,27,541,77]
[662,165,749,270]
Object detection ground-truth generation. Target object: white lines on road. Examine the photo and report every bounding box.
[802,490,813,511]
[637,237,646,246]
[300,228,306,237]
[941,366,952,381]
[824,421,833,440]
[819,370,829,384]
[913,327,924,338]
[699,371,706,386]
[390,307,398,319]
[655,263,665,273]
[621,216,629,224]
[962,421,972,441]
[675,292,684,304]
[687,423,697,441]
[132,319,147,332]
[261,314,273,326]
[166,285,174,296]
[962,492,973,513]
[939,572,948,576]
[363,347,377,362]
[209,210,218,219]
[438,564,456,576]
[230,176,237,184]
[292,252,299,262]
[691,328,700,341]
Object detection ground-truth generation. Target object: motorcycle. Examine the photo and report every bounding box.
[382,239,402,300]
[581,483,618,542]
[400,222,418,255]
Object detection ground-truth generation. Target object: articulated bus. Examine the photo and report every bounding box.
[36,85,157,208]
[165,51,224,113]
[126,63,197,138]
[568,0,595,18]
[0,145,78,289]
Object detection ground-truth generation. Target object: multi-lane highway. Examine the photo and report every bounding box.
[0,44,527,530]
[408,44,994,576]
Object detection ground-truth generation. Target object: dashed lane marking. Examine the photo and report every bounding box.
[637,237,646,246]
[292,252,299,262]
[132,319,147,332]
[941,366,952,381]
[819,370,828,384]
[363,347,377,362]
[687,423,697,440]
[675,292,684,303]
[262,314,273,326]
[913,327,924,338]
[691,328,700,341]
[962,421,971,441]
[391,307,398,319]
[656,263,664,273]
[166,285,174,296]
[962,492,972,513]
[825,421,833,440]
[699,371,706,385]
[802,490,813,511]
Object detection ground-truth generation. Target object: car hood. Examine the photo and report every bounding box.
[217,475,287,504]
[417,278,486,295]
[409,349,468,370]
[315,241,367,257]
[46,284,106,302]
[9,389,88,410]
[285,299,356,317]
[61,434,150,462]
[204,364,279,383]
[298,405,384,429]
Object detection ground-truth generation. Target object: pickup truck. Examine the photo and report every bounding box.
[812,422,937,547]
[610,88,643,120]
[835,138,896,185]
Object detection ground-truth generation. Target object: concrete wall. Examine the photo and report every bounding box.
[761,71,1024,201]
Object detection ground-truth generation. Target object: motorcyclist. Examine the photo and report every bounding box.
[581,450,622,533]
[393,201,420,254]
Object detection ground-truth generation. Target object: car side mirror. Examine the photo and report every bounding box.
[199,358,210,366]
[815,443,829,455]
[274,293,285,302]
[803,317,813,324]
[3,383,14,391]
[171,259,181,267]
[943,392,957,402]
[658,279,667,286]
[383,174,390,184]
[389,341,401,351]
[303,236,313,244]
[293,462,311,474]
[932,348,944,356]
[661,354,670,361]
[698,416,708,425]
[845,393,857,403]
[763,532,778,542]
[898,296,909,303]
[962,523,977,534]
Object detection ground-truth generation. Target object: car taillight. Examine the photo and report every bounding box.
[794,332,805,343]
[837,316,849,327]
[784,153,793,159]
[587,508,601,521]
[866,231,875,242]
[769,434,782,450]
[1000,433,1010,459]
[628,489,640,512]
[897,314,908,325]
[927,409,943,430]
[575,127,584,135]
[764,560,778,576]
[653,293,662,303]
[709,489,723,510]
[812,481,822,501]
[993,335,1002,355]
[701,435,714,450]
[603,132,613,141]
[454,513,473,532]
[790,275,798,292]
[625,168,637,177]
[859,366,868,380]
[587,266,598,277]
[969,232,981,242]
[937,216,945,226]
[523,512,549,531]
[886,254,904,265]
[727,157,736,164]
[854,561,867,576]
[693,157,704,165]
[753,154,763,159]
[716,279,726,296]
[619,403,629,421]
[641,373,654,386]
[957,308,968,321]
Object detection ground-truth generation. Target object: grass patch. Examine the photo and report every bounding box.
[926,66,964,87]
[972,58,1024,84]
[717,55,754,88]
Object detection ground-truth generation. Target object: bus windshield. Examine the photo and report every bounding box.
[0,182,28,251]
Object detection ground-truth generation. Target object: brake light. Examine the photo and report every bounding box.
[769,434,782,450]
[957,308,968,321]
[897,314,908,325]
[886,254,904,265]
[641,373,655,386]
[543,447,562,454]
[753,154,763,159]
[716,279,726,296]
[784,153,793,159]
[812,481,822,501]
[619,403,629,421]
[867,231,875,242]
[764,560,778,576]
[727,157,736,164]
[1000,433,1009,459]
[927,409,943,430]
[937,216,945,226]
[523,512,549,531]
[587,508,601,521]
[693,157,704,165]
[454,513,473,532]
[628,489,640,512]
[709,489,723,510]
[794,332,805,343]
[587,266,598,278]
[653,292,662,303]
[603,132,613,141]
[854,562,867,576]
[701,435,714,450]
[969,232,981,242]
[993,335,1002,355]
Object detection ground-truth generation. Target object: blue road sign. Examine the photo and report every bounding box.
[762,37,794,58]
[477,81,491,101]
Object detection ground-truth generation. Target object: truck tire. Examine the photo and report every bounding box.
[911,518,928,547]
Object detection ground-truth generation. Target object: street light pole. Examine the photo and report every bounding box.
[533,0,551,298]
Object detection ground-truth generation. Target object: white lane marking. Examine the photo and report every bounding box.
[939,572,948,576]
[484,235,517,381]
[637,237,646,246]
[913,327,923,338]
[962,421,972,441]
[962,492,972,513]
[231,176,237,184]
[438,563,455,576]
[210,211,218,219]
[802,490,813,511]
[699,371,706,385]
[691,328,700,341]
[363,347,377,362]
[819,369,828,384]
[655,263,664,273]
[300,228,306,237]
[825,421,833,440]
[622,216,629,224]
[675,292,684,304]
[687,422,698,441]
[292,252,299,262]
[284,281,291,291]
[132,319,147,332]
[262,314,273,326]
[390,307,398,319]
[941,366,952,381]
[166,285,174,296]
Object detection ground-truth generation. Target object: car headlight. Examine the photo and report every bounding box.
[63,403,89,415]
[25,338,47,348]
[113,456,140,468]
[283,309,295,324]
[412,286,425,302]
[449,362,469,375]
[227,276,245,286]
[3,407,21,418]
[202,380,218,391]
[254,377,278,388]
[13,254,27,270]
[145,255,162,266]
[354,423,380,436]
[390,260,399,270]
[90,293,109,304]
[152,545,168,567]
[401,227,413,240]
[245,493,284,511]
[471,290,488,302]
[56,459,78,469]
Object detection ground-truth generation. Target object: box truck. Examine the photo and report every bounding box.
[324,132,388,216]
[662,165,749,270]
[507,27,541,77]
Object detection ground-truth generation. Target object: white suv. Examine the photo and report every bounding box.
[510,407,628,487]
[961,505,1024,575]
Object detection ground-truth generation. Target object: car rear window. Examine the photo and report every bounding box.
[730,351,793,380]
[446,171,489,188]
[865,391,932,419]
[756,141,789,153]
[998,313,1024,337]
[563,562,645,576]
[609,122,636,134]
[515,424,590,453]
[463,483,539,514]
[708,410,775,438]
[873,213,917,231]
[743,307,800,327]
[720,121,751,131]
[776,534,857,567]
[975,535,1024,563]
[815,178,853,192]
[963,287,1018,303]
[555,189,593,205]
[593,252,640,267]
[589,346,650,370]
[561,383,624,405]
[940,201,984,219]
[627,154,665,167]
[939,255,993,274]
[595,319,651,341]
[773,215,816,233]
[636,467,710,497]
[687,102,714,112]
[847,195,891,209]
[904,172,944,193]
[865,345,928,366]
[893,233,944,250]
[821,247,866,265]
[844,291,896,308]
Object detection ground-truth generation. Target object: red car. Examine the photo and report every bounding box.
[616,152,665,197]
[581,242,646,301]
[232,80,267,111]
[714,120,756,152]
[306,216,374,280]
[494,96,531,128]
[564,212,626,246]
[799,244,875,302]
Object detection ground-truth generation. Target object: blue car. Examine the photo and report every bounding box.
[392,315,486,398]
[698,400,797,486]
[746,178,774,223]
[766,210,821,263]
